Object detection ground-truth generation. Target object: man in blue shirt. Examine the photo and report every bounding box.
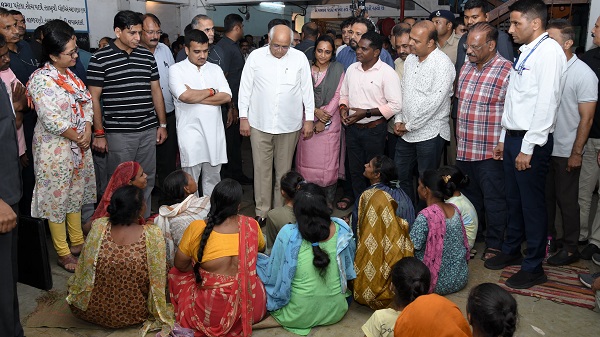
[337,17,395,70]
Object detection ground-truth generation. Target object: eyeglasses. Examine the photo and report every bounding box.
[143,29,163,36]
[463,40,491,51]
[271,44,290,51]
[61,47,79,58]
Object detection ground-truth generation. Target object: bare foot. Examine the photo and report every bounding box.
[57,254,78,273]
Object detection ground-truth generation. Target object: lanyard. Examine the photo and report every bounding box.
[513,35,549,75]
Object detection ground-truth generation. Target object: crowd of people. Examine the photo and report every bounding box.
[1,0,600,336]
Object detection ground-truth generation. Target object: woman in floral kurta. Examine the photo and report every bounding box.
[27,21,95,272]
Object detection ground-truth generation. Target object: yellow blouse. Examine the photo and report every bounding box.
[179,218,265,263]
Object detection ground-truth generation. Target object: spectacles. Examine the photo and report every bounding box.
[463,40,491,51]
[271,44,290,51]
[143,29,163,36]
[61,47,79,58]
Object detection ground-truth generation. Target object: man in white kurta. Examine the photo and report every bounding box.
[169,30,232,196]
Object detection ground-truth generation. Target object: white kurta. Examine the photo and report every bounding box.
[169,58,232,167]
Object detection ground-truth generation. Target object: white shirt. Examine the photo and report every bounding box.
[238,46,315,134]
[169,58,232,167]
[500,33,566,154]
[396,48,455,142]
[553,55,598,157]
[153,42,175,113]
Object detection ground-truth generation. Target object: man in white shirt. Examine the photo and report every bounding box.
[394,20,455,202]
[140,13,177,196]
[545,19,598,266]
[238,25,315,220]
[169,30,232,197]
[484,0,566,290]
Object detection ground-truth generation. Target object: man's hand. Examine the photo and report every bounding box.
[0,199,17,234]
[11,81,27,112]
[226,108,234,128]
[515,152,532,171]
[493,143,504,160]
[19,153,29,168]
[240,119,250,137]
[343,108,366,126]
[302,120,314,139]
[92,137,108,153]
[340,106,349,124]
[394,122,407,136]
[232,107,239,124]
[156,127,167,145]
[567,153,582,172]
[314,108,331,123]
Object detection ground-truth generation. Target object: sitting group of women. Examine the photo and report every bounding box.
[64,152,496,337]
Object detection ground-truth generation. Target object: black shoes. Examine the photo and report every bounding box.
[580,244,600,260]
[547,249,580,266]
[505,270,547,289]
[484,252,523,270]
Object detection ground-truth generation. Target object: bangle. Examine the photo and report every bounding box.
[339,104,348,110]
[159,123,167,128]
[94,129,105,136]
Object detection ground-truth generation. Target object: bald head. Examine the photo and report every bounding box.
[409,21,438,60]
[269,25,293,59]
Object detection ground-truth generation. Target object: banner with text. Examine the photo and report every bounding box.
[308,4,402,19]
[0,0,88,32]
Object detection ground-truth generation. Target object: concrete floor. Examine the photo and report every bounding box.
[17,138,600,336]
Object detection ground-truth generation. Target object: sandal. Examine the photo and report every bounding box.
[481,247,501,261]
[336,197,354,211]
[70,244,83,256]
[57,254,78,273]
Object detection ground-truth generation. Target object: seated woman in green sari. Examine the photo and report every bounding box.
[67,185,173,336]
[255,183,356,335]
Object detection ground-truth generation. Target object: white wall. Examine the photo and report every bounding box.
[209,5,293,37]
[587,0,600,50]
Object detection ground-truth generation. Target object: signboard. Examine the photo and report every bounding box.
[0,0,89,32]
[309,4,402,19]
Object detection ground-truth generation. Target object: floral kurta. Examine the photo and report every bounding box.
[27,65,96,223]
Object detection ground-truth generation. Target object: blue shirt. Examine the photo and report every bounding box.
[336,46,395,70]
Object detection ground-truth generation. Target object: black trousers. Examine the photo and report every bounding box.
[0,204,23,337]
[156,112,178,189]
[220,107,245,179]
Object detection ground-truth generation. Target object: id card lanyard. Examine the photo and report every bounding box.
[513,35,549,75]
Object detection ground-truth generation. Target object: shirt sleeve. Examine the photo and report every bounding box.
[238,52,255,118]
[361,311,382,337]
[27,74,73,136]
[178,220,205,259]
[577,65,599,103]
[339,70,349,107]
[86,54,104,87]
[379,68,402,119]
[168,64,187,100]
[405,57,455,132]
[300,55,315,121]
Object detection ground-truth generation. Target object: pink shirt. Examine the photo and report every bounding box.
[1,69,27,156]
[339,59,402,124]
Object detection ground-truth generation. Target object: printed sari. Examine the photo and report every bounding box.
[168,215,267,336]
[354,188,414,310]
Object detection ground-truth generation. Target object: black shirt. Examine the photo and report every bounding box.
[215,36,245,101]
[9,40,38,84]
[581,48,600,138]
[0,81,22,205]
[294,39,315,62]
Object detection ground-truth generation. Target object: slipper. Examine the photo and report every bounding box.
[336,197,354,211]
[57,254,78,273]
[470,248,477,259]
[481,247,501,261]
[70,244,83,257]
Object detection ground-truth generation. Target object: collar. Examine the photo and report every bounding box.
[519,32,548,52]
[183,57,206,71]
[438,31,458,48]
[566,54,579,68]
[355,58,383,72]
[221,35,237,45]
[468,52,500,70]
[108,39,135,55]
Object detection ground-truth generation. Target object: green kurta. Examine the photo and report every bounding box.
[271,224,349,335]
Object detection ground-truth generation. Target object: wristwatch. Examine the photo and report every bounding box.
[365,109,372,118]
[159,123,167,128]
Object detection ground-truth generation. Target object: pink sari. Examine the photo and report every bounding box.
[168,215,267,336]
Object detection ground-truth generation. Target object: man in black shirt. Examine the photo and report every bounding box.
[294,22,319,61]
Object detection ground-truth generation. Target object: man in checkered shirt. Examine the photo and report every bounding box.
[455,22,512,261]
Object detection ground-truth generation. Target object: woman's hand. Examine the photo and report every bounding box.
[314,121,326,134]
[314,108,331,123]
[76,128,92,150]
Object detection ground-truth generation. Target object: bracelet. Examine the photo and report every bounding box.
[208,88,215,97]
[94,134,105,138]
[94,129,105,136]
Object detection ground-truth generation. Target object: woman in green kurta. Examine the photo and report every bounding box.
[255,183,357,335]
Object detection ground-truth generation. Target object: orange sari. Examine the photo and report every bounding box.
[168,216,267,336]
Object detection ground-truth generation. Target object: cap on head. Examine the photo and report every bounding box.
[429,9,455,23]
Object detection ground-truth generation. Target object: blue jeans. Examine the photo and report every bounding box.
[345,122,387,198]
[456,159,507,250]
[502,134,552,273]
[394,135,446,202]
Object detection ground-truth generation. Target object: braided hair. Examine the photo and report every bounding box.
[193,178,243,284]
[467,283,518,337]
[293,183,332,276]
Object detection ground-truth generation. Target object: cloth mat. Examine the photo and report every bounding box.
[498,264,596,310]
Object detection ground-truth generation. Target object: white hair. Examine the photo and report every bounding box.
[268,25,294,44]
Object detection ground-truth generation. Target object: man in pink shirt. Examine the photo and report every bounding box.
[339,31,402,198]
[0,41,27,163]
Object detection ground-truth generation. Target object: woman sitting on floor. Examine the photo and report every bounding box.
[83,161,147,235]
[154,170,210,267]
[467,283,518,337]
[67,185,173,336]
[169,179,267,336]
[255,183,356,335]
[410,169,470,295]
[361,257,430,337]
[353,155,414,309]
[264,171,303,251]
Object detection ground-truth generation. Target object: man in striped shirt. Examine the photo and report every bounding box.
[88,10,168,217]
[455,22,511,261]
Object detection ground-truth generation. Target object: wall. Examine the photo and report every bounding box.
[208,5,293,37]
[587,0,600,50]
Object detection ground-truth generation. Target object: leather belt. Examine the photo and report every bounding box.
[352,118,386,129]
